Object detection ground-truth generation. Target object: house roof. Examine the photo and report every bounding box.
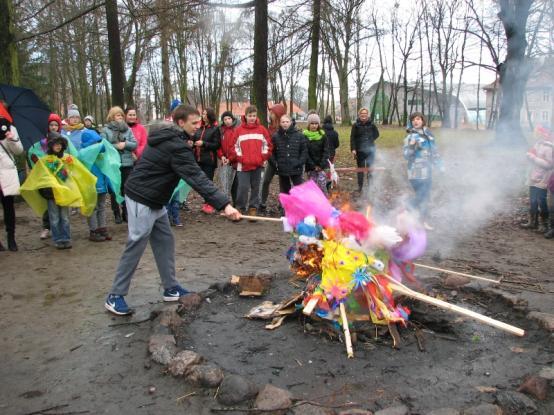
[215,101,305,116]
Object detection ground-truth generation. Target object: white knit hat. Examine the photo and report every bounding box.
[67,104,81,118]
[84,115,94,123]
[307,113,321,125]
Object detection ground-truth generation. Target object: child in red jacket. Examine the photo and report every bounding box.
[228,105,272,215]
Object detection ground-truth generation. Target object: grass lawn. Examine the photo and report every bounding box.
[294,122,496,167]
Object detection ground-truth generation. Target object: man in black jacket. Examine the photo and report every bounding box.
[105,105,241,316]
[350,108,380,192]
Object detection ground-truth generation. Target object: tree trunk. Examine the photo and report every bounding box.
[338,67,350,125]
[0,0,20,85]
[160,28,172,114]
[496,0,534,145]
[105,0,125,107]
[252,0,268,126]
[307,0,321,110]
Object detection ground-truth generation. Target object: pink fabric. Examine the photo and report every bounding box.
[130,123,148,159]
[279,180,336,227]
[338,211,371,241]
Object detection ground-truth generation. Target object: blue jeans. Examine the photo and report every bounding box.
[409,179,432,220]
[529,186,548,218]
[166,197,181,225]
[47,199,71,243]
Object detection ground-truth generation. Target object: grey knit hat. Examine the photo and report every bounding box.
[307,113,321,125]
[84,115,94,123]
[67,104,81,119]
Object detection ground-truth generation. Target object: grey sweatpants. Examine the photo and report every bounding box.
[110,196,179,296]
[87,193,107,231]
[235,168,262,211]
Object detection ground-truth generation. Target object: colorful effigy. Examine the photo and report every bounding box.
[278,181,524,357]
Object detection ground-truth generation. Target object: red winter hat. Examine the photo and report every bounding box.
[0,103,13,123]
[48,113,62,131]
[270,103,286,119]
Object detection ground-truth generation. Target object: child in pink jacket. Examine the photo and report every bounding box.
[521,126,554,233]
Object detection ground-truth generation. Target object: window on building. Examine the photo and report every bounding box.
[543,111,549,121]
[544,90,550,102]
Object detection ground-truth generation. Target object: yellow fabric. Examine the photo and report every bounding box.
[20,154,98,217]
[320,241,366,294]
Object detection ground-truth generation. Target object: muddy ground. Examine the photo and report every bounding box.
[0,141,553,414]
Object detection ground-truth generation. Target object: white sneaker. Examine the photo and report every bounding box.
[40,229,50,240]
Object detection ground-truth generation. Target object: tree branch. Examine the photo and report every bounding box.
[16,1,107,42]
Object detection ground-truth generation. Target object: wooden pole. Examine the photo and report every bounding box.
[414,263,500,284]
[383,276,525,337]
[240,215,283,223]
[302,297,319,316]
[220,214,283,223]
[339,303,354,358]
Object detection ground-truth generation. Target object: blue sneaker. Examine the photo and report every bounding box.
[105,294,133,316]
[163,285,191,302]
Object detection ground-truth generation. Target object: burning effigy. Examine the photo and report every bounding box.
[274,181,524,358]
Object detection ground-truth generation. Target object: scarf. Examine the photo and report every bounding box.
[64,123,84,132]
[108,121,129,132]
[303,129,325,141]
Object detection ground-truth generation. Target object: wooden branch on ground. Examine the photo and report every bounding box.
[339,303,354,358]
[384,275,525,337]
[415,263,500,284]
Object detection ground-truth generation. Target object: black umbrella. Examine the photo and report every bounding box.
[0,84,51,150]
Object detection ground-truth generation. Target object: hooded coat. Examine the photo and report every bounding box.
[193,121,221,167]
[0,126,24,196]
[527,138,554,189]
[124,124,230,210]
[303,129,329,171]
[350,118,379,157]
[271,123,308,176]
[228,116,272,172]
[322,121,339,159]
[102,121,137,167]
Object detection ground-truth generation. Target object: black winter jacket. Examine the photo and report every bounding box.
[350,118,380,156]
[125,124,229,210]
[322,122,339,159]
[193,123,221,167]
[271,125,308,176]
[304,130,330,171]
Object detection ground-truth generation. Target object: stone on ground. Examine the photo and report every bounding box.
[186,364,224,387]
[216,374,258,406]
[254,384,293,415]
[148,334,177,365]
[495,391,538,414]
[462,403,502,415]
[167,350,203,377]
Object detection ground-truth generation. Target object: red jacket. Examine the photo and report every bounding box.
[228,117,272,172]
[218,124,236,160]
[130,123,148,159]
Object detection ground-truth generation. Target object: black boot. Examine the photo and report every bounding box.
[544,219,554,239]
[520,212,539,229]
[113,206,123,224]
[121,203,128,223]
[7,232,17,251]
[537,213,549,233]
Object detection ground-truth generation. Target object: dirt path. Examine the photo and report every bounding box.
[0,143,552,414]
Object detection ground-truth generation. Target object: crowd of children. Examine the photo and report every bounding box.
[3,94,554,254]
